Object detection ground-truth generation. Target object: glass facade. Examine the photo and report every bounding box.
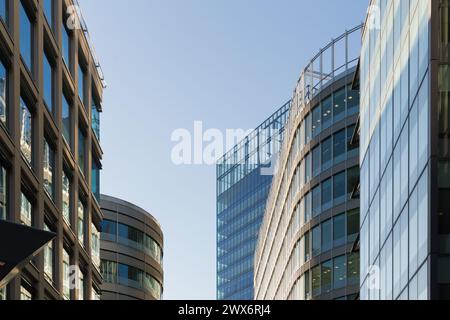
[19,98,32,166]
[43,51,53,113]
[359,0,431,300]
[0,165,6,220]
[62,91,71,146]
[63,249,70,300]
[91,94,100,140]
[0,59,6,126]
[43,139,54,199]
[62,170,71,225]
[43,0,53,30]
[44,224,54,283]
[254,26,361,300]
[20,193,32,226]
[77,199,85,245]
[217,102,290,300]
[20,2,32,74]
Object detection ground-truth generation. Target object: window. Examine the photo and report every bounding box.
[92,157,100,202]
[347,86,359,115]
[305,271,310,300]
[312,146,321,177]
[333,213,346,247]
[312,105,321,137]
[312,185,321,217]
[0,59,7,126]
[20,2,33,74]
[305,193,311,223]
[333,130,346,164]
[91,222,100,269]
[62,20,71,69]
[312,265,321,297]
[78,61,85,104]
[19,98,32,166]
[43,223,54,283]
[347,166,359,199]
[0,0,8,26]
[43,0,53,30]
[312,225,321,257]
[333,255,346,289]
[62,91,71,146]
[78,266,84,300]
[322,137,332,171]
[20,285,32,300]
[305,153,311,183]
[43,139,54,199]
[305,114,312,144]
[347,209,359,243]
[304,232,310,262]
[100,260,117,284]
[347,125,358,159]
[333,171,346,205]
[77,199,84,245]
[78,128,85,173]
[333,88,346,123]
[0,286,5,300]
[347,253,360,286]
[322,260,332,294]
[0,165,6,220]
[322,178,332,211]
[63,249,70,300]
[20,193,32,226]
[322,96,332,129]
[101,220,117,241]
[62,171,70,225]
[43,52,53,113]
[91,94,100,140]
[322,219,332,252]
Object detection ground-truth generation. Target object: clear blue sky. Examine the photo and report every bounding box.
[79,0,369,300]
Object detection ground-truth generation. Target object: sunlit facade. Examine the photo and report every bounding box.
[217,103,290,300]
[359,0,450,300]
[254,26,362,300]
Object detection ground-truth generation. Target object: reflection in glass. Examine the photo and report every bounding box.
[20,98,32,165]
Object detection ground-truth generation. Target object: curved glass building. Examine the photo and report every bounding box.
[254,26,362,300]
[99,195,164,300]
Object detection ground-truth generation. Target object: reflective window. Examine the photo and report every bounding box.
[77,199,84,245]
[78,267,84,300]
[322,96,332,129]
[333,255,346,289]
[43,52,53,113]
[347,209,359,244]
[312,225,321,257]
[63,249,70,300]
[0,165,6,220]
[91,222,100,269]
[78,128,85,173]
[20,2,33,74]
[43,223,54,283]
[62,92,71,146]
[312,185,321,217]
[321,178,332,211]
[43,0,53,30]
[347,125,358,159]
[20,285,32,300]
[0,59,7,126]
[347,166,359,199]
[305,114,312,144]
[91,94,100,140]
[62,171,70,225]
[333,213,345,248]
[322,137,332,171]
[43,139,54,199]
[0,0,8,26]
[347,253,359,286]
[312,105,321,137]
[20,193,32,226]
[312,146,321,177]
[333,129,346,164]
[78,62,85,104]
[333,87,346,123]
[312,265,321,297]
[101,220,117,241]
[322,219,332,252]
[19,98,32,166]
[347,86,359,115]
[62,19,71,69]
[333,171,346,205]
[322,260,332,294]
[92,158,100,202]
[305,153,311,183]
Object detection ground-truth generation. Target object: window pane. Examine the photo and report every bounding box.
[312,105,321,137]
[347,253,359,286]
[91,222,101,269]
[0,60,7,126]
[347,166,359,199]
[322,178,332,211]
[62,93,71,146]
[322,137,332,171]
[62,21,70,68]
[312,225,321,257]
[43,0,53,30]
[333,213,346,247]
[347,125,359,159]
[91,95,100,140]
[43,140,54,199]
[19,98,32,166]
[322,96,332,129]
[333,87,346,123]
[0,165,6,220]
[77,199,84,245]
[333,171,346,205]
[347,86,360,115]
[312,265,321,297]
[333,255,346,289]
[322,260,332,294]
[322,219,332,252]
[333,129,346,164]
[78,63,85,104]
[20,3,32,72]
[78,128,85,173]
[305,114,312,144]
[43,53,53,113]
[312,185,321,217]
[62,171,70,225]
[347,209,360,243]
[92,159,100,202]
[0,0,7,24]
[43,224,54,283]
[312,146,321,177]
[20,193,32,226]
[63,249,70,299]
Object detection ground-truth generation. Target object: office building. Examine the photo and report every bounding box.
[100,195,164,300]
[359,0,450,300]
[0,0,105,300]
[217,102,290,300]
[254,26,362,300]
